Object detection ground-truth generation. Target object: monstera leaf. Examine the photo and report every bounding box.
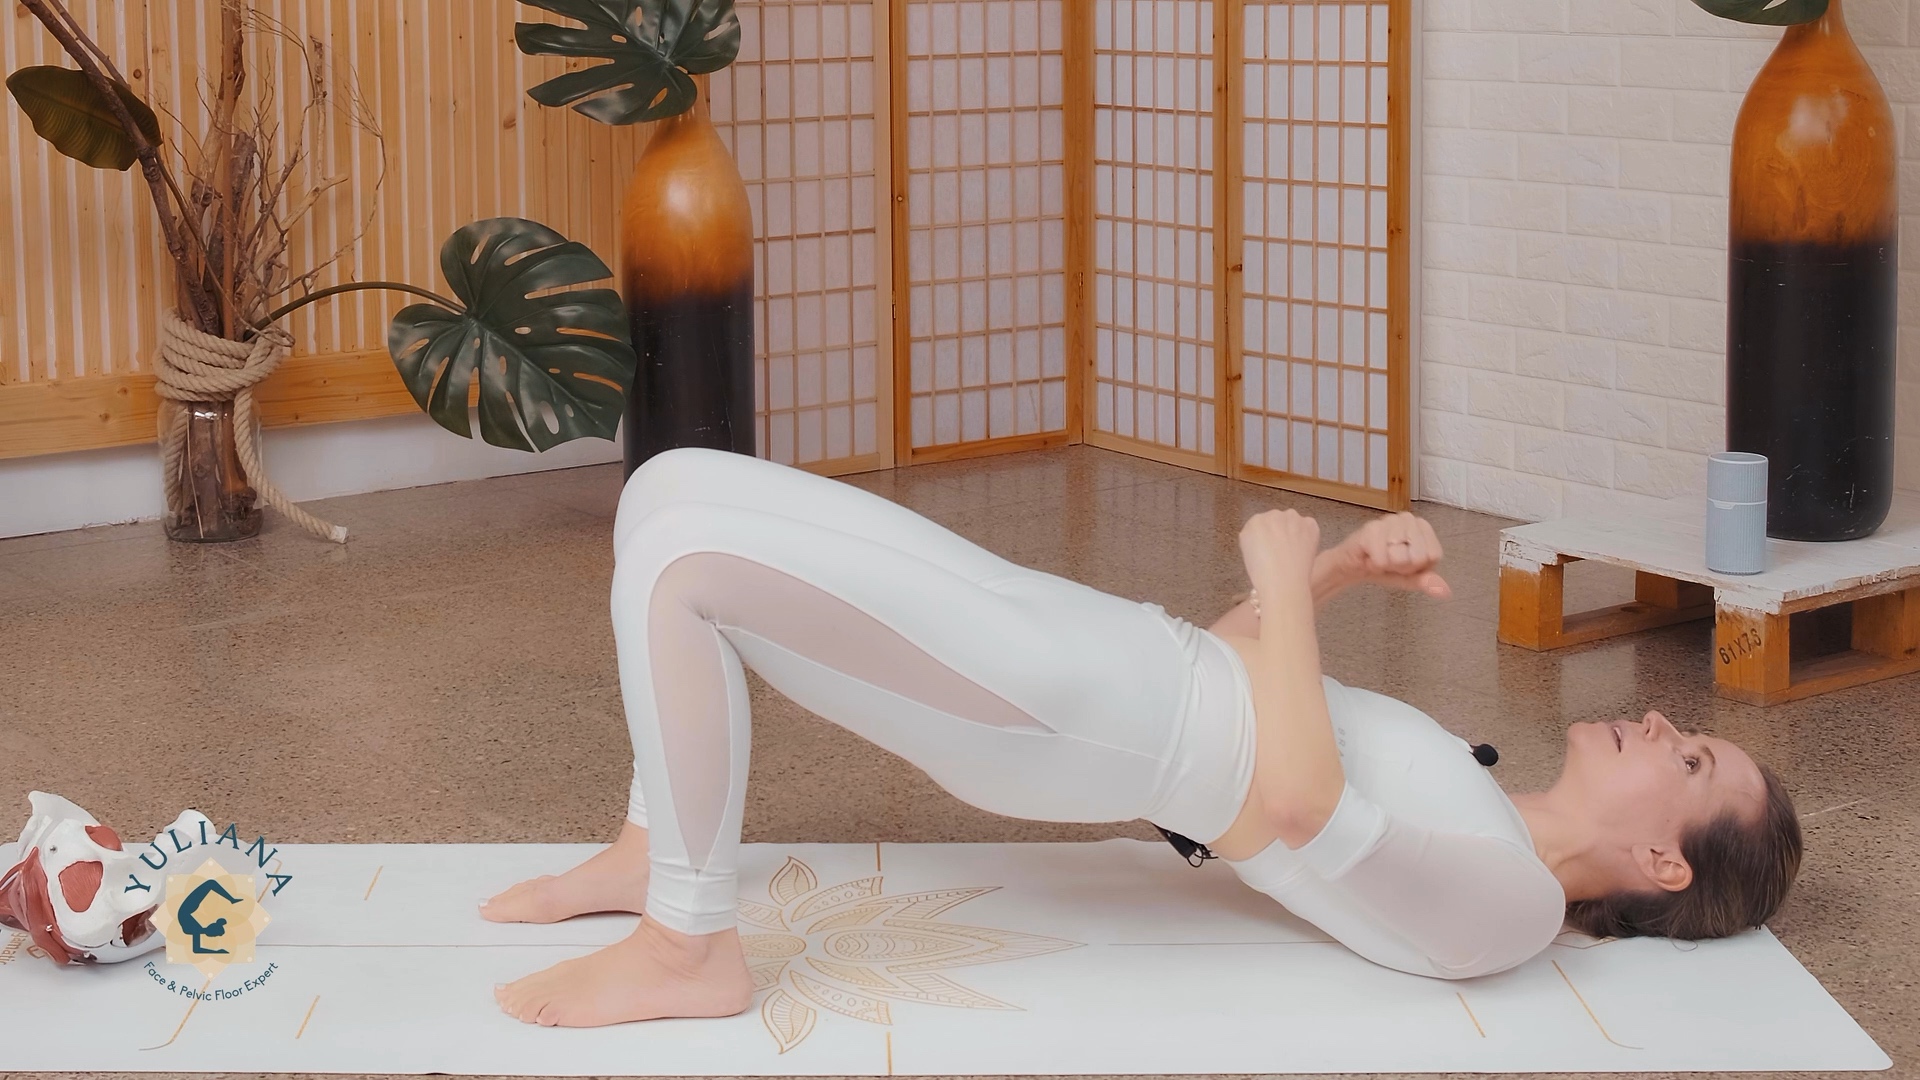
[514,0,741,125]
[1688,0,1827,24]
[6,66,162,171]
[387,218,635,451]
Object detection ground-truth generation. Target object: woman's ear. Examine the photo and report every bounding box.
[1633,843,1694,893]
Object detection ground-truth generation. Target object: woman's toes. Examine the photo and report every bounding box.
[498,976,538,1022]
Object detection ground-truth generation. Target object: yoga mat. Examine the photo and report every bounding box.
[0,839,1889,1074]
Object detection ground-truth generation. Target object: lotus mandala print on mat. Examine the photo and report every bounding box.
[739,856,1082,1053]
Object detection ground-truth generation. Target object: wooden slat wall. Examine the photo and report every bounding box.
[2,0,644,378]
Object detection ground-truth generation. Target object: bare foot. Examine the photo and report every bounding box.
[494,919,754,1027]
[480,821,650,924]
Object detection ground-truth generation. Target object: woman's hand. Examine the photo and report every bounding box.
[1328,511,1451,599]
[1238,509,1321,598]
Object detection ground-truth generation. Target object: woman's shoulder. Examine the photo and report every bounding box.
[1323,678,1536,849]
[1321,677,1476,750]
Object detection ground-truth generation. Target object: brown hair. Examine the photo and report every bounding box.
[1564,763,1802,940]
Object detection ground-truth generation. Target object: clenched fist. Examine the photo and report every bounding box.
[1238,509,1320,598]
[1328,511,1451,598]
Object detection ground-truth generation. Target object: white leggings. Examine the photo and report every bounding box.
[609,448,1255,935]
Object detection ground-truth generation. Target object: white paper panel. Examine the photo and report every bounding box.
[1091,0,1217,456]
[712,0,885,466]
[0,841,1887,1074]
[1238,1,1390,490]
[905,0,1070,449]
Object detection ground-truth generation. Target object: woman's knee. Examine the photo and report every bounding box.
[610,501,741,610]
[613,448,737,554]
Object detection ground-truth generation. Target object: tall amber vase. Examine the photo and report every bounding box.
[1726,0,1897,541]
[618,80,756,477]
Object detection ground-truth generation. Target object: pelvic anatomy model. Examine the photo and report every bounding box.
[0,792,206,964]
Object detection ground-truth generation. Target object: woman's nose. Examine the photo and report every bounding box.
[1643,710,1676,740]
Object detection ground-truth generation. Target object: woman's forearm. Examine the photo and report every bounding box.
[1207,596,1262,637]
[1206,550,1352,636]
[1307,548,1354,608]
[1244,580,1345,849]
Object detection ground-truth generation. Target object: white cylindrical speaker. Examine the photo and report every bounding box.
[1706,452,1768,575]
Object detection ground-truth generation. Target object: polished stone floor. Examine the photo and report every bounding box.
[0,444,1912,1080]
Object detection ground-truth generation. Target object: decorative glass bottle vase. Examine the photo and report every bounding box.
[618,82,757,477]
[1726,0,1897,541]
[162,398,262,542]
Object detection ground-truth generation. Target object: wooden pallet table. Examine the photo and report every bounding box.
[1497,493,1920,706]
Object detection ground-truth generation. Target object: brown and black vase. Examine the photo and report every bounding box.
[1726,0,1897,541]
[619,79,756,477]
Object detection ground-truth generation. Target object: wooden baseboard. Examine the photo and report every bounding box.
[1235,462,1408,511]
[1082,429,1219,474]
[0,349,415,460]
[801,451,891,478]
[907,430,1072,466]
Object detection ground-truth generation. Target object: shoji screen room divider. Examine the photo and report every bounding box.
[648,0,1408,507]
[2,0,1402,509]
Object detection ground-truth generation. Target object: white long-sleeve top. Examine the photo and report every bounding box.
[1223,675,1568,980]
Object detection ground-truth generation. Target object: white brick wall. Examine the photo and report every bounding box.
[1419,0,1920,523]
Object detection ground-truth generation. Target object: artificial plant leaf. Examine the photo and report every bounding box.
[386,217,635,452]
[514,0,741,125]
[1687,0,1827,25]
[6,66,162,171]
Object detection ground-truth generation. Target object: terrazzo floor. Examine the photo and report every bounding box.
[0,444,1912,1080]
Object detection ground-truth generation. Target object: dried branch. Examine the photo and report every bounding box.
[161,0,389,336]
[203,2,246,336]
[44,0,131,85]
[18,0,222,333]
[25,0,391,341]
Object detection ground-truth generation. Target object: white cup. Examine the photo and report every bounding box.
[1706,452,1767,575]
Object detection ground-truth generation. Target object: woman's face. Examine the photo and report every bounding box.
[1561,710,1769,857]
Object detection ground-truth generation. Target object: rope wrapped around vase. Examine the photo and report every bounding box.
[154,310,348,543]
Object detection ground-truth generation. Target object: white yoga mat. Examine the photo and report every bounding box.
[0,839,1889,1074]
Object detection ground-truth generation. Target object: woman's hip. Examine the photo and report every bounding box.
[1142,626,1259,844]
[610,488,1206,821]
[611,459,1197,750]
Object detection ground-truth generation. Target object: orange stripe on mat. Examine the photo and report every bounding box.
[142,974,215,1051]
[1554,959,1641,1050]
[296,995,321,1039]
[1456,991,1485,1037]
